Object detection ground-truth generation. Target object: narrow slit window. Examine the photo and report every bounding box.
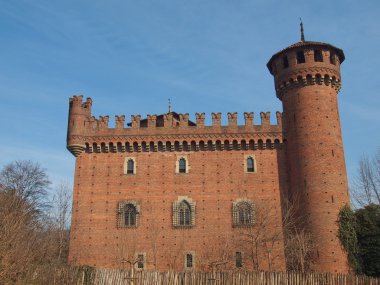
[127,159,134,174]
[283,56,289,68]
[186,253,193,268]
[247,157,254,172]
[236,252,243,268]
[137,254,144,269]
[179,158,186,173]
[330,52,336,65]
[297,51,305,63]
[314,50,323,62]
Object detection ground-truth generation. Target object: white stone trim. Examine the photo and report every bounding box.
[124,157,137,175]
[175,155,190,174]
[244,154,257,173]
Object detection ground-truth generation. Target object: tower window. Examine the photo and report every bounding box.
[330,52,336,65]
[176,156,189,174]
[236,252,243,268]
[124,157,136,175]
[127,159,134,174]
[179,158,186,173]
[244,155,257,173]
[296,51,305,63]
[283,56,289,68]
[173,197,195,228]
[233,200,255,227]
[117,201,140,228]
[186,253,193,269]
[314,50,323,62]
[247,157,254,172]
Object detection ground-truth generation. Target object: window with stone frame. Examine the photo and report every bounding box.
[117,201,140,228]
[176,156,189,174]
[233,199,255,227]
[179,158,186,173]
[173,197,195,228]
[244,154,257,173]
[124,157,136,175]
[185,252,194,270]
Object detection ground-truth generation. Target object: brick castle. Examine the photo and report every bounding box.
[67,28,350,273]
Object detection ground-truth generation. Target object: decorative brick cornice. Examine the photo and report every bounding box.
[276,71,342,100]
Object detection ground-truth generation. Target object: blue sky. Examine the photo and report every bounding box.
[0,0,379,190]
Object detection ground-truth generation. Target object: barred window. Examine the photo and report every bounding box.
[118,201,140,228]
[179,158,186,173]
[173,197,195,228]
[179,201,191,226]
[137,254,144,269]
[125,204,136,226]
[186,253,193,269]
[236,252,243,268]
[233,200,255,227]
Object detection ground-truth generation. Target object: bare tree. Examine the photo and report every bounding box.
[284,227,314,272]
[51,181,72,262]
[0,160,51,211]
[351,149,380,207]
[239,203,284,271]
[198,235,233,272]
[281,194,315,272]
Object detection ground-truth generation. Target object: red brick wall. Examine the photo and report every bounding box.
[69,147,287,271]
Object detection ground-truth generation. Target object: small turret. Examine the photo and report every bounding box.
[67,95,92,156]
[267,27,350,273]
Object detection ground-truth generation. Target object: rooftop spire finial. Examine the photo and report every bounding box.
[300,18,305,42]
[168,98,172,113]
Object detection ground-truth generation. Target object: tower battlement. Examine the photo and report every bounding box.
[67,96,285,156]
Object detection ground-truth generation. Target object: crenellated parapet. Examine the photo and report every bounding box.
[66,96,285,156]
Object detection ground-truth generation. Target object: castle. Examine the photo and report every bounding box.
[67,29,351,273]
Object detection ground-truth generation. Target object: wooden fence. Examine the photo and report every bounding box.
[76,269,380,285]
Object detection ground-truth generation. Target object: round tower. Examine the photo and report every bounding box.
[67,95,92,157]
[267,25,350,273]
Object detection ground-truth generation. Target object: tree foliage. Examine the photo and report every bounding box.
[338,205,361,274]
[356,204,380,277]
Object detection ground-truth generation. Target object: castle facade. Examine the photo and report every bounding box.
[67,34,350,273]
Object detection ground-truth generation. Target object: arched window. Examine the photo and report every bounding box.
[233,200,255,227]
[238,202,252,225]
[179,158,186,173]
[247,157,254,172]
[186,253,193,269]
[124,204,136,226]
[127,159,134,174]
[173,197,195,228]
[118,201,140,228]
[179,201,191,226]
